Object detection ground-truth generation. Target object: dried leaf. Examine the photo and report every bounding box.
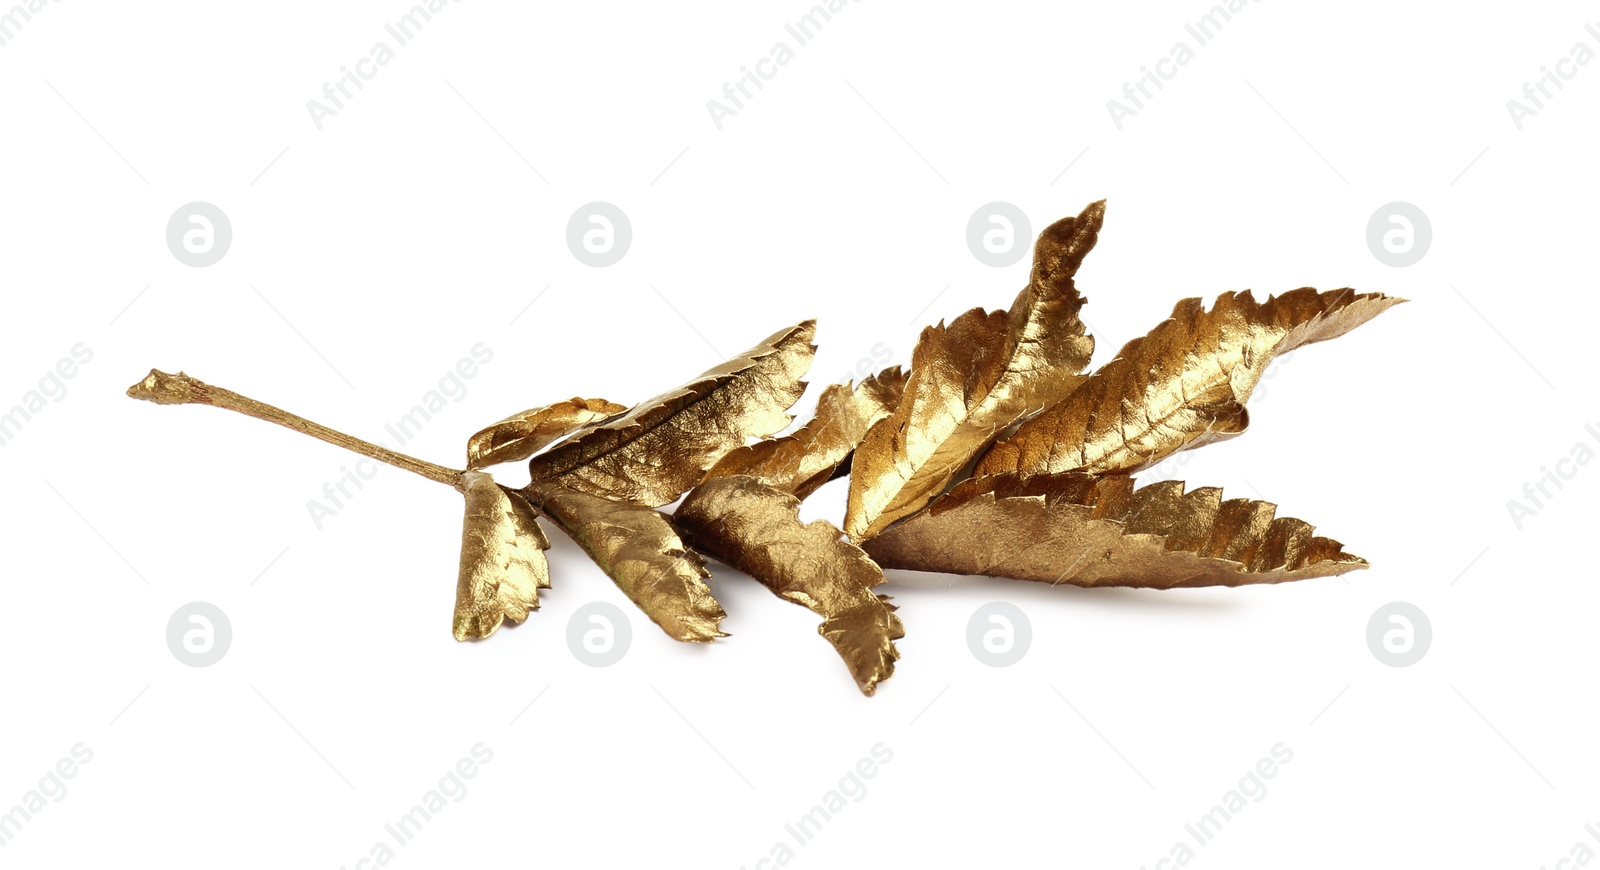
[977,288,1404,478]
[703,366,907,499]
[845,201,1103,540]
[454,472,551,641]
[677,475,903,694]
[527,481,725,642]
[526,321,817,506]
[863,472,1367,587]
[466,397,627,470]
[128,197,1401,694]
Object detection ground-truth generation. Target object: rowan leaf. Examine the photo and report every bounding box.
[845,201,1103,540]
[453,472,551,641]
[126,196,1402,694]
[526,321,816,506]
[465,397,627,470]
[977,287,1404,478]
[703,366,907,499]
[677,475,903,694]
[528,481,725,642]
[862,472,1367,588]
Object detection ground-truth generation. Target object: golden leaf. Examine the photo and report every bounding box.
[527,481,726,642]
[862,472,1367,587]
[454,472,551,640]
[465,397,627,470]
[977,288,1404,478]
[677,475,903,694]
[129,197,1402,692]
[845,201,1103,540]
[526,321,817,506]
[703,366,907,499]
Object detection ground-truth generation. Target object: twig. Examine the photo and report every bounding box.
[126,369,465,490]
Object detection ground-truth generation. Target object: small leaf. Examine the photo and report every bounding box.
[862,472,1367,588]
[454,472,551,641]
[703,366,907,499]
[677,475,903,694]
[977,288,1404,478]
[845,201,1103,540]
[527,321,816,506]
[528,481,725,642]
[466,397,627,470]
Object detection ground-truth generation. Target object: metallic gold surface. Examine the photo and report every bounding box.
[677,475,902,694]
[526,321,817,506]
[453,472,551,640]
[845,202,1102,541]
[127,369,465,488]
[863,472,1366,587]
[527,481,726,642]
[130,200,1400,691]
[465,397,627,470]
[977,288,1404,478]
[703,366,907,499]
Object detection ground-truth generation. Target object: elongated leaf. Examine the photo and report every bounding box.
[526,321,816,506]
[703,366,907,499]
[677,475,903,694]
[977,288,1404,478]
[527,481,725,642]
[863,472,1366,587]
[845,201,1103,540]
[454,472,551,640]
[466,397,627,470]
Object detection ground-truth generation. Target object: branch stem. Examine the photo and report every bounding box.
[127,369,465,490]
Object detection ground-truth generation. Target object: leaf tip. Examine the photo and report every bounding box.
[674,616,730,643]
[452,612,502,642]
[820,604,904,696]
[1334,551,1370,570]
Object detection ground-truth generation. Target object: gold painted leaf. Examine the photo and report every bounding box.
[454,472,551,641]
[862,472,1367,588]
[845,201,1104,540]
[703,366,907,499]
[465,397,627,470]
[526,321,817,506]
[977,288,1404,478]
[677,475,903,694]
[527,481,725,642]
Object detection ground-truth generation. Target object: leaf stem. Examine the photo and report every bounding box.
[127,369,465,490]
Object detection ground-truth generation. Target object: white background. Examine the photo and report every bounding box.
[2,1,1596,867]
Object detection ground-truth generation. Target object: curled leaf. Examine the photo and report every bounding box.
[466,397,627,470]
[677,475,903,694]
[526,321,817,506]
[454,472,551,641]
[527,481,725,642]
[977,288,1404,478]
[703,366,907,499]
[845,201,1103,540]
[863,472,1367,588]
